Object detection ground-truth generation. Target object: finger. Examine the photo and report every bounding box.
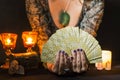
[64,53,68,66]
[58,51,65,75]
[67,56,73,71]
[71,50,77,72]
[80,49,88,71]
[64,53,70,72]
[52,50,61,73]
[76,49,81,73]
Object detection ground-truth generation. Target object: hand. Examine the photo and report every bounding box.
[71,49,89,73]
[52,50,70,75]
[51,49,89,75]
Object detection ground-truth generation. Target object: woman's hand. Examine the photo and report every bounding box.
[52,50,70,75]
[50,49,89,75]
[71,49,89,73]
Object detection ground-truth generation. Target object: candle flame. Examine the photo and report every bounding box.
[6,38,11,45]
[26,37,33,44]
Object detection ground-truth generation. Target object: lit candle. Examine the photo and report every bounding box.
[5,38,12,45]
[26,37,33,45]
[95,62,103,70]
[102,50,112,70]
[4,38,14,48]
[0,33,17,49]
[22,31,38,48]
[25,37,35,48]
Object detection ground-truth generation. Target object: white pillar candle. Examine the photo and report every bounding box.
[102,50,112,70]
[95,62,103,70]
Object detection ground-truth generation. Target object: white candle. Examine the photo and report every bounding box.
[26,37,32,44]
[5,38,13,47]
[102,50,112,70]
[26,37,33,45]
[95,62,103,70]
[6,38,11,45]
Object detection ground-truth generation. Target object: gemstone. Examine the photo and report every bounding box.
[59,11,70,27]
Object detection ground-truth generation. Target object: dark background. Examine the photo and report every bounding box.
[0,0,119,66]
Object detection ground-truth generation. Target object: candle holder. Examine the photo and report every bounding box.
[22,31,38,52]
[0,32,40,71]
[0,33,17,69]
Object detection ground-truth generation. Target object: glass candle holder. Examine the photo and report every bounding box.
[0,33,18,55]
[0,33,17,69]
[22,31,38,52]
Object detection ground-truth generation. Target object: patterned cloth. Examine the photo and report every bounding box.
[25,0,104,53]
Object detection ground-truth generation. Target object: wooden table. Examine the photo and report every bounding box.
[0,64,120,80]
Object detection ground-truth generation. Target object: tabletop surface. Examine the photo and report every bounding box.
[0,64,120,80]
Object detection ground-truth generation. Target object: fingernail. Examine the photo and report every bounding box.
[71,57,73,60]
[62,51,65,54]
[65,53,68,56]
[74,50,76,53]
[59,50,62,53]
[80,49,83,51]
[77,49,80,51]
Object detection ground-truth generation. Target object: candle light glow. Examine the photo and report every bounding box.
[95,50,112,70]
[5,38,12,45]
[102,50,112,70]
[22,31,38,52]
[26,37,33,45]
[0,33,17,50]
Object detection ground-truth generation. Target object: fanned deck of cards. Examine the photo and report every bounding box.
[41,27,102,64]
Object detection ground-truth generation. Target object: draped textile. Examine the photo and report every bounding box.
[25,0,104,53]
